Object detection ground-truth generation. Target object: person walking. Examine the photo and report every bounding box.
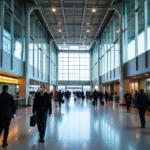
[124,91,132,113]
[58,90,63,107]
[33,84,52,143]
[0,85,16,148]
[105,91,109,103]
[137,89,149,128]
[93,90,98,106]
[54,91,58,107]
[99,91,103,103]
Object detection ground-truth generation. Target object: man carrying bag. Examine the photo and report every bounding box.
[33,84,52,143]
[0,85,16,148]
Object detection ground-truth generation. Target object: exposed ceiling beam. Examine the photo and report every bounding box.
[60,0,69,45]
[41,4,108,9]
[48,23,99,27]
[33,0,59,50]
[79,0,88,44]
[55,37,93,40]
[89,0,115,50]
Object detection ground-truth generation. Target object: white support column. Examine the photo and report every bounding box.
[24,3,40,105]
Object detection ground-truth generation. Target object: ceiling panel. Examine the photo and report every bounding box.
[37,0,113,49]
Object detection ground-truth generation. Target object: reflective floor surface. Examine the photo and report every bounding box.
[0,98,150,150]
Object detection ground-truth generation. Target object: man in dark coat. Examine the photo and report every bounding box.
[137,89,149,128]
[33,84,52,143]
[58,90,63,107]
[105,91,109,103]
[93,90,98,106]
[124,91,132,113]
[0,85,16,148]
[99,91,103,102]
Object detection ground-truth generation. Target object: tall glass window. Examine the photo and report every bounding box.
[127,0,135,60]
[138,0,145,55]
[14,19,23,59]
[29,38,33,66]
[3,6,11,54]
[59,53,90,81]
[148,0,150,50]
[34,44,38,69]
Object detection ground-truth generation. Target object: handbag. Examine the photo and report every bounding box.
[30,115,37,127]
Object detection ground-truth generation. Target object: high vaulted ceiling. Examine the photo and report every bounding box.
[34,0,114,49]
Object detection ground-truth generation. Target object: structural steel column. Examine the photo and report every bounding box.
[110,2,124,104]
[25,3,40,104]
[119,13,124,104]
[97,40,100,91]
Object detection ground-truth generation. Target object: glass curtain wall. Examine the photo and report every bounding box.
[50,45,57,85]
[29,12,49,80]
[91,44,98,81]
[58,53,90,81]
[148,0,150,50]
[100,13,119,76]
[126,0,149,61]
[3,0,24,60]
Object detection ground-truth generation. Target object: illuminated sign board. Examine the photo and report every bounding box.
[0,76,18,84]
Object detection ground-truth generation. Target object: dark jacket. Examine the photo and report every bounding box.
[0,92,16,118]
[33,92,52,114]
[124,93,132,103]
[137,93,149,111]
[93,91,98,99]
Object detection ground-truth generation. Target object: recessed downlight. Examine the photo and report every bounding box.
[92,8,96,13]
[52,8,56,12]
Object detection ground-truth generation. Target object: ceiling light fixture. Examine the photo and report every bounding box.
[87,30,90,33]
[58,29,62,32]
[52,8,56,12]
[92,8,96,13]
[145,74,148,76]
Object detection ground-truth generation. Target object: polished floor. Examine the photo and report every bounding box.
[1,98,150,150]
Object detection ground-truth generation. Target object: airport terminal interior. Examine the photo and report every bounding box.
[0,0,150,149]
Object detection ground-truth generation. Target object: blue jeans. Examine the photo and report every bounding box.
[36,112,47,139]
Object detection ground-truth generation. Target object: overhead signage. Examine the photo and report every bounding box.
[0,75,18,84]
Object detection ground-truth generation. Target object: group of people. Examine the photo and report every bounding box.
[124,89,150,128]
[0,84,150,148]
[54,90,71,107]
